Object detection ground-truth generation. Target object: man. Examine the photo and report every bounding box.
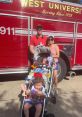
[30,25,47,54]
[28,25,47,65]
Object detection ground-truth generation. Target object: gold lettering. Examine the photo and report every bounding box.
[75,8,81,14]
[20,0,82,15]
[71,7,75,13]
[49,3,54,9]
[21,0,28,7]
[56,11,64,16]
[40,1,45,7]
[29,0,33,7]
[66,6,71,12]
[59,4,61,10]
[54,4,59,10]
[66,13,72,17]
[34,1,39,7]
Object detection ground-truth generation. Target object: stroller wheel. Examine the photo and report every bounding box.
[44,113,55,117]
[51,96,56,104]
[50,91,56,104]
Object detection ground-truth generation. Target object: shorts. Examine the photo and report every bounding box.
[53,62,59,70]
[24,98,43,106]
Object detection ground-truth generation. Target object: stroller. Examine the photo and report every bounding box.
[21,45,56,117]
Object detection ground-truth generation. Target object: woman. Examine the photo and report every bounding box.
[46,36,60,93]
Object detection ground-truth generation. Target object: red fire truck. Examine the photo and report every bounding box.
[0,0,82,80]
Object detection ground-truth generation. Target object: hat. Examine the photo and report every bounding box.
[34,72,42,78]
[33,73,44,84]
[36,25,43,30]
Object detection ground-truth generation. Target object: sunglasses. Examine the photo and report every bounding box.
[37,29,42,31]
[48,38,54,41]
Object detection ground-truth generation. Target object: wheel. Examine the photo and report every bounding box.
[44,113,55,117]
[57,57,67,82]
[49,84,56,104]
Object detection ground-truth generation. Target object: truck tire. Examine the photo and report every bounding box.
[57,58,67,82]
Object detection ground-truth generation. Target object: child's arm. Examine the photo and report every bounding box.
[21,84,27,96]
[21,84,27,92]
[37,91,46,98]
[36,88,46,97]
[25,89,31,95]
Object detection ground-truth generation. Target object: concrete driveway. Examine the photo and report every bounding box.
[0,74,82,117]
[48,75,82,117]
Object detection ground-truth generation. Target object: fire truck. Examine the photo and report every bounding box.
[0,0,82,80]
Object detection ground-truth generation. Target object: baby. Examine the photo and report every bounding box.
[21,73,46,117]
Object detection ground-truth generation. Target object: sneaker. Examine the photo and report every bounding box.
[50,96,56,104]
[55,89,58,95]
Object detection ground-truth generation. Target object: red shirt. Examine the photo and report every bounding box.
[30,35,47,46]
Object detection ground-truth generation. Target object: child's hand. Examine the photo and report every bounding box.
[36,90,43,96]
[22,89,30,96]
[26,89,30,95]
[21,84,27,92]
[22,91,26,96]
[36,90,46,98]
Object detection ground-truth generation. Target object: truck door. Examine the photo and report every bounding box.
[0,14,29,69]
[75,23,82,65]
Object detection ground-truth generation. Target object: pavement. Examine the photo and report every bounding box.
[0,74,82,117]
[0,80,24,117]
[48,75,82,117]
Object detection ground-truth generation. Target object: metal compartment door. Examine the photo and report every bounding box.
[0,14,29,68]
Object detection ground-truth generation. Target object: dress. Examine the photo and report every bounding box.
[49,44,59,70]
[24,85,46,105]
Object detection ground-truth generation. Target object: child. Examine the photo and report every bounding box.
[21,73,46,117]
[46,36,60,93]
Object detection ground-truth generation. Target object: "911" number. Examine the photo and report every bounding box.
[0,26,15,35]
